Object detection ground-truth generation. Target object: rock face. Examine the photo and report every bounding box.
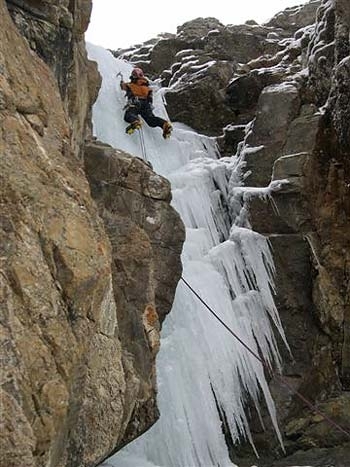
[83,142,185,449]
[6,0,100,159]
[230,1,350,466]
[265,0,322,34]
[1,1,184,466]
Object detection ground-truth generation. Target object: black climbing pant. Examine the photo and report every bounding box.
[124,99,166,129]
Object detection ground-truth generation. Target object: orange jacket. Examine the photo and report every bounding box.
[120,78,152,101]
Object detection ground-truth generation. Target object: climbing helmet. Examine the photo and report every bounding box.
[131,67,144,79]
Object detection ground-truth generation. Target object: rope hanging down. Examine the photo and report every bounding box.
[180,276,350,440]
[139,126,148,163]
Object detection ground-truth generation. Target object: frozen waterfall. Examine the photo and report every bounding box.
[87,43,288,467]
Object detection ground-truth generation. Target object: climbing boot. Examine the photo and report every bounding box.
[125,120,142,135]
[162,121,173,139]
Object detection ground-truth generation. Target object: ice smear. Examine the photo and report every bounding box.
[87,43,289,467]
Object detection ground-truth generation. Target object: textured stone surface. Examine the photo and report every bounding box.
[270,442,350,467]
[307,0,336,105]
[244,83,301,187]
[164,60,236,135]
[231,1,350,465]
[84,142,185,326]
[305,0,350,394]
[0,2,124,466]
[5,0,98,159]
[84,142,185,448]
[1,1,185,466]
[265,0,321,33]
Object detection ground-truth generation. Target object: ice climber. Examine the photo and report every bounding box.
[120,67,173,139]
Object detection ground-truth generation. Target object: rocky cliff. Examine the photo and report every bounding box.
[116,1,349,465]
[0,1,184,466]
[2,0,350,466]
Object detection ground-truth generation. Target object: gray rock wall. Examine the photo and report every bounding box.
[232,1,350,465]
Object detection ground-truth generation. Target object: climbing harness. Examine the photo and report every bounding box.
[180,276,350,440]
[123,97,143,112]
